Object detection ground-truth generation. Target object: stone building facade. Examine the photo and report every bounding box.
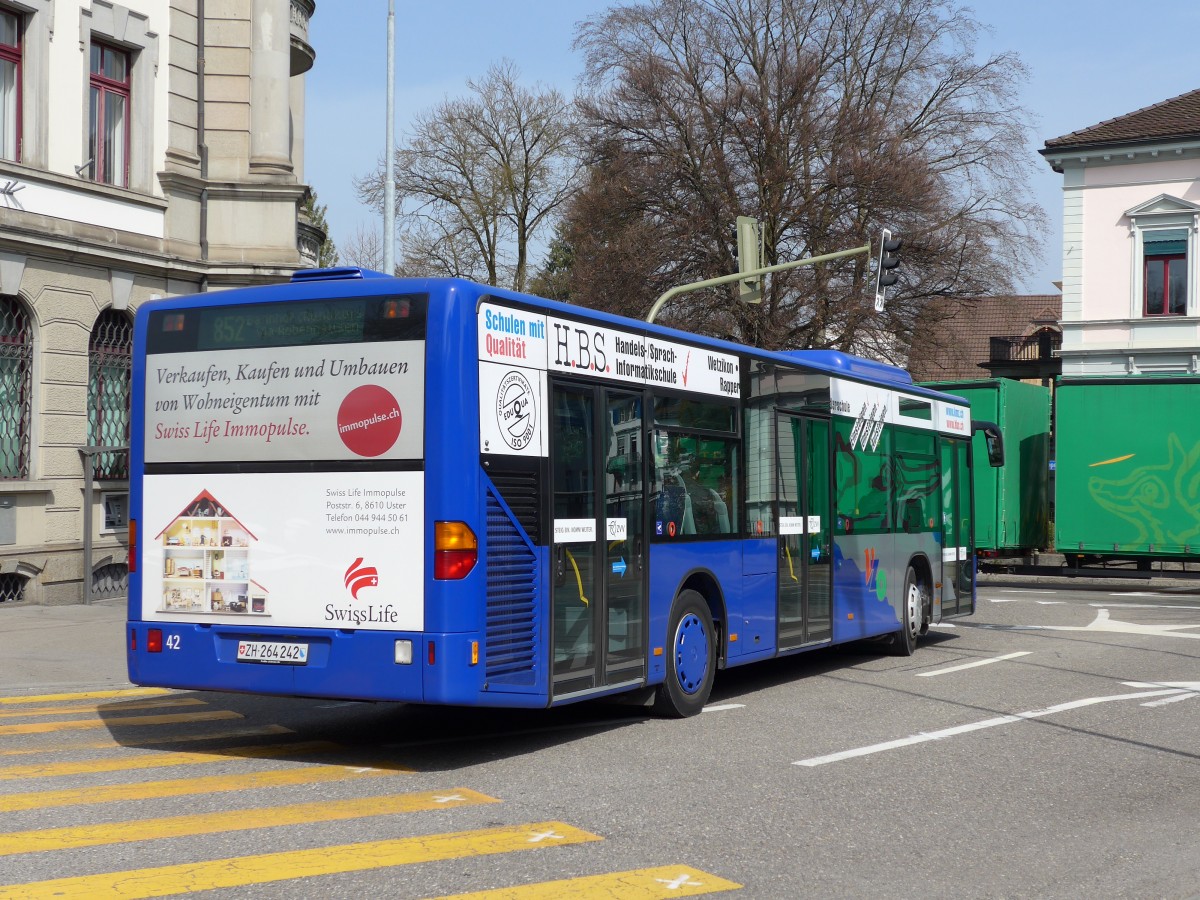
[0,0,318,604]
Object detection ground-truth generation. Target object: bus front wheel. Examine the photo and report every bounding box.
[892,565,927,657]
[653,590,715,718]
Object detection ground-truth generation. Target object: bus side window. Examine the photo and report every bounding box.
[652,431,738,537]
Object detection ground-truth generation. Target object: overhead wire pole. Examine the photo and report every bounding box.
[383,0,396,274]
[645,243,872,324]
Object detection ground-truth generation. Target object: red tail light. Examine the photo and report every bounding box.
[434,521,477,580]
[147,629,163,653]
[128,518,138,573]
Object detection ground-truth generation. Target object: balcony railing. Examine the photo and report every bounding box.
[989,331,1062,363]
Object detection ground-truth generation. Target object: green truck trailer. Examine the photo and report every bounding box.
[1055,376,1200,561]
[921,379,1051,556]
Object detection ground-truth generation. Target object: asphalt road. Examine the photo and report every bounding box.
[1,582,1198,898]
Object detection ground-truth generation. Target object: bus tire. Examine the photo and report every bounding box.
[653,590,715,718]
[892,565,926,657]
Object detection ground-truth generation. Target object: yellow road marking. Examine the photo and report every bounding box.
[0,739,343,781]
[0,788,498,856]
[0,698,206,719]
[0,709,241,736]
[0,688,171,705]
[428,865,742,898]
[0,724,293,757]
[0,821,599,899]
[0,762,405,813]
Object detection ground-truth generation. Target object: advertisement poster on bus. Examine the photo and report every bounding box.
[141,470,425,632]
[144,341,424,463]
[476,301,740,458]
[479,361,547,457]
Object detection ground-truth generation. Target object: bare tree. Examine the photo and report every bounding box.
[561,0,1046,359]
[340,224,387,272]
[356,60,580,293]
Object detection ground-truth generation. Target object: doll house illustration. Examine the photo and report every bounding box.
[156,490,267,616]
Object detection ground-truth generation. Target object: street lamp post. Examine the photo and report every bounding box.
[383,0,396,274]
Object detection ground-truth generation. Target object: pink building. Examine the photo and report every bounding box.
[1041,90,1200,376]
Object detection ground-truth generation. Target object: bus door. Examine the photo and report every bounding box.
[939,437,973,616]
[776,412,833,649]
[550,381,647,699]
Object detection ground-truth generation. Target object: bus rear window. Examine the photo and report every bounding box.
[143,294,426,465]
[147,295,428,354]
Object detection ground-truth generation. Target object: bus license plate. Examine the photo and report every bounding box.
[236,641,309,665]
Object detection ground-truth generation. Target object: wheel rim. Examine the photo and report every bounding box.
[673,612,710,695]
[905,580,923,641]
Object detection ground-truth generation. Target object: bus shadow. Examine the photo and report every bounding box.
[94,690,647,772]
[708,631,959,703]
[96,633,963,770]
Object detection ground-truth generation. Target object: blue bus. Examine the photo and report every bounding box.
[127,268,994,716]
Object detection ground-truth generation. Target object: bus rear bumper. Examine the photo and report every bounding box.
[126,622,493,704]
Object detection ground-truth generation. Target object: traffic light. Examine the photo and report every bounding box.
[736,216,762,304]
[874,228,902,312]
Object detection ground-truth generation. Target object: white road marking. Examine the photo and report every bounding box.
[702,703,745,713]
[1036,601,1067,605]
[988,598,1021,603]
[917,651,1032,677]
[1093,603,1200,611]
[1141,693,1199,708]
[793,687,1188,767]
[928,622,956,629]
[1003,608,1200,640]
[1123,681,1200,691]
[656,873,704,889]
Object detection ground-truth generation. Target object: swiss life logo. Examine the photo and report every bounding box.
[344,557,379,600]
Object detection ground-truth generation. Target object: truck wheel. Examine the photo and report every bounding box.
[653,590,715,718]
[892,566,926,657]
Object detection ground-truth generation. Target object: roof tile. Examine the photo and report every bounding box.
[908,295,1062,382]
[1044,88,1200,150]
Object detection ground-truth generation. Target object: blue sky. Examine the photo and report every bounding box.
[305,1,1200,294]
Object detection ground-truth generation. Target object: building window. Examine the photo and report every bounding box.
[1143,230,1187,316]
[88,309,132,480]
[88,40,130,187]
[0,8,19,161]
[0,296,31,480]
[1126,197,1200,319]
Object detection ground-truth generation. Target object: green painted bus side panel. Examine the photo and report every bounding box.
[920,379,1050,553]
[1055,377,1200,558]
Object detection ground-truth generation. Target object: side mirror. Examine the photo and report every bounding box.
[973,420,1004,468]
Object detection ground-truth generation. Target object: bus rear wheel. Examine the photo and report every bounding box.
[892,565,927,657]
[653,590,715,718]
